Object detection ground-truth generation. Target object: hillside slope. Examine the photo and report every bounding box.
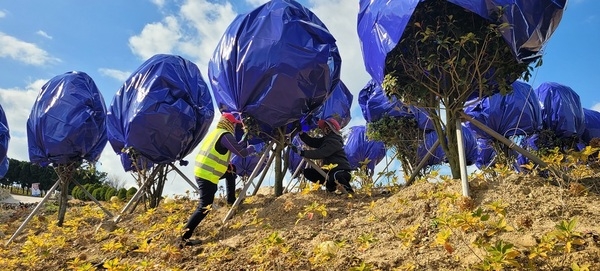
[1,174,599,270]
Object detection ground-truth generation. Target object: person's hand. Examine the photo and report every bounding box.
[290,145,304,156]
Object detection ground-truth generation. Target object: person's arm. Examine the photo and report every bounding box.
[220,133,255,157]
[299,132,324,148]
[302,138,340,159]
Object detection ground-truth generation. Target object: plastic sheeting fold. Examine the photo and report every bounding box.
[465,81,542,140]
[107,54,214,171]
[27,71,107,166]
[358,80,434,131]
[535,82,585,139]
[209,0,341,135]
[231,143,268,177]
[344,126,386,173]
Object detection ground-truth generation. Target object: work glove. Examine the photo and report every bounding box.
[290,145,304,156]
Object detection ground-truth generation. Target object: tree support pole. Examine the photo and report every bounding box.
[113,168,160,223]
[223,141,275,222]
[169,163,200,194]
[251,152,277,196]
[406,140,441,186]
[71,179,114,218]
[284,159,306,192]
[460,112,568,181]
[6,180,60,245]
[456,119,470,197]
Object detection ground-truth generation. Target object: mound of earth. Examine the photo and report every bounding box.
[0,174,599,270]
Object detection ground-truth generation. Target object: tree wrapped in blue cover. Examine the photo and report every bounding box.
[27,71,107,166]
[311,81,353,129]
[534,82,585,150]
[582,108,600,144]
[0,104,9,178]
[209,0,341,138]
[287,136,304,175]
[465,81,543,140]
[107,54,214,171]
[344,126,386,174]
[357,0,566,86]
[358,80,434,131]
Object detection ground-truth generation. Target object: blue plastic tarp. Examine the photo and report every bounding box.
[475,138,496,169]
[231,143,268,177]
[465,81,542,140]
[313,81,353,129]
[357,0,566,86]
[344,126,387,173]
[417,126,478,167]
[107,54,214,171]
[358,80,434,131]
[582,108,600,144]
[0,104,9,178]
[27,71,107,166]
[535,82,585,139]
[209,0,341,134]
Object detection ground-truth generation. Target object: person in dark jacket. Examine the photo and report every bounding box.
[291,118,354,194]
[181,112,255,247]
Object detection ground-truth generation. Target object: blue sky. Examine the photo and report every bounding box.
[0,0,598,196]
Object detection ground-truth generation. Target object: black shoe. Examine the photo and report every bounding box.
[180,238,202,248]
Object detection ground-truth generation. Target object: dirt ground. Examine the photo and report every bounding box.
[0,173,599,271]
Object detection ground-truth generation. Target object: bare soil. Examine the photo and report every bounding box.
[1,174,599,270]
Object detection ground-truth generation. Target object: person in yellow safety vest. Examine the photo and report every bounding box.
[181,112,255,247]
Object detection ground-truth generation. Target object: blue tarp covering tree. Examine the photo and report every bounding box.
[582,108,600,145]
[107,54,214,208]
[0,104,9,178]
[534,82,585,151]
[360,80,434,177]
[209,0,341,196]
[357,0,566,180]
[311,81,353,130]
[27,71,108,226]
[465,81,543,167]
[344,126,386,185]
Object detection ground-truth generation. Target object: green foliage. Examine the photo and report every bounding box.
[104,187,117,201]
[126,187,138,199]
[91,187,104,201]
[117,188,128,200]
[71,186,81,200]
[367,114,428,177]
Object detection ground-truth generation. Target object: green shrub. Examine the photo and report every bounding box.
[117,188,127,200]
[104,188,117,201]
[126,187,138,199]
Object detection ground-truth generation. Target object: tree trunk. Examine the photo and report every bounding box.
[443,109,461,179]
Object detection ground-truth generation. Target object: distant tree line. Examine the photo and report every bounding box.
[0,158,137,198]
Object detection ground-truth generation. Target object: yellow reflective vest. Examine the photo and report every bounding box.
[194,128,231,184]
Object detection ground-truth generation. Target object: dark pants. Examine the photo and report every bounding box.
[303,167,353,193]
[182,165,237,240]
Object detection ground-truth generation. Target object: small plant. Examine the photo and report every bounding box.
[551,219,585,254]
[477,240,521,270]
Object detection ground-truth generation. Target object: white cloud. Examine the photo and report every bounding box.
[128,16,181,60]
[36,30,52,39]
[592,103,600,112]
[0,80,46,162]
[308,0,371,121]
[245,0,269,8]
[150,0,166,8]
[177,0,238,73]
[0,32,60,66]
[99,68,131,82]
[0,10,6,18]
